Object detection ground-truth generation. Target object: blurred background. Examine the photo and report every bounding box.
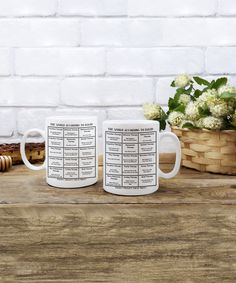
[0,0,236,152]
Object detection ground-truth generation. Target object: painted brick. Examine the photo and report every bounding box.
[17,109,54,135]
[0,19,79,47]
[107,107,144,120]
[61,78,154,106]
[0,79,59,106]
[0,49,11,75]
[206,47,236,74]
[15,48,105,76]
[81,18,236,47]
[107,48,204,75]
[0,109,15,136]
[128,0,217,16]
[59,0,127,16]
[218,0,236,16]
[0,0,57,16]
[156,78,175,105]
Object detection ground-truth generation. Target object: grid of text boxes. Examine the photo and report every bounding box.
[105,130,157,188]
[48,126,96,179]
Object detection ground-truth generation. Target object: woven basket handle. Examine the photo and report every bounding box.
[20,129,46,171]
[159,132,181,179]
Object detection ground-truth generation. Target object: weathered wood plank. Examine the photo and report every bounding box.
[0,165,235,205]
[0,204,235,283]
[0,155,235,282]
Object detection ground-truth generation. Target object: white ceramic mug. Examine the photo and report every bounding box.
[20,116,98,188]
[103,120,181,196]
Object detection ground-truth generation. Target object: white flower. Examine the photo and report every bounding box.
[168,111,185,126]
[202,117,223,130]
[185,101,200,120]
[218,85,236,95]
[175,74,191,88]
[143,103,163,120]
[178,94,191,106]
[195,118,205,128]
[209,99,233,117]
[196,89,217,108]
[180,120,195,128]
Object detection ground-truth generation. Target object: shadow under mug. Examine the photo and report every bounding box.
[103,120,181,196]
[20,116,98,188]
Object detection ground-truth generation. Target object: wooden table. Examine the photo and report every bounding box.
[0,155,236,282]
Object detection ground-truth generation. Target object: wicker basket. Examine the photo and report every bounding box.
[171,127,236,175]
[0,143,45,165]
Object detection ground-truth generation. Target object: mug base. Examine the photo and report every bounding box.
[104,186,158,196]
[47,178,97,189]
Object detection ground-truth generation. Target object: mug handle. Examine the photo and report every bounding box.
[158,132,181,179]
[20,129,46,171]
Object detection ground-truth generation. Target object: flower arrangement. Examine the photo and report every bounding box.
[143,74,236,131]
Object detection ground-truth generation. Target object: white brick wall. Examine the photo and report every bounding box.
[15,48,105,76]
[0,49,11,75]
[58,0,127,16]
[107,48,204,75]
[128,0,217,16]
[0,0,235,153]
[218,0,236,15]
[81,18,236,47]
[0,79,59,106]
[61,78,153,106]
[0,19,80,47]
[0,0,57,17]
[206,47,236,74]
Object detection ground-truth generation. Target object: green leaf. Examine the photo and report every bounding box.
[168,97,178,111]
[181,122,195,129]
[171,80,175,87]
[193,89,202,98]
[160,109,167,120]
[193,76,210,86]
[185,85,193,94]
[230,121,236,128]
[174,104,186,114]
[159,119,166,131]
[168,89,192,112]
[234,100,236,108]
[198,106,210,117]
[176,88,187,95]
[219,92,236,99]
[168,91,182,110]
[175,86,193,96]
[211,77,228,90]
[174,92,182,100]
[208,80,216,89]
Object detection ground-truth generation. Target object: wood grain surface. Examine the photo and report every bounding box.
[0,154,235,282]
[0,163,235,205]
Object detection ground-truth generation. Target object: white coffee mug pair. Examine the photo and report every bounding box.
[20,116,181,195]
